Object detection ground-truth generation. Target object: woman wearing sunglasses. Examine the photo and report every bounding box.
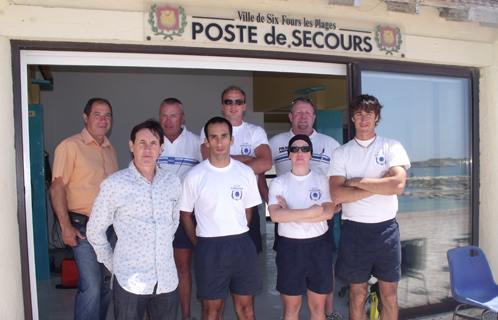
[268,134,340,320]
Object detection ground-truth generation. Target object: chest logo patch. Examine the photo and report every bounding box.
[279,146,288,153]
[309,188,322,201]
[375,150,386,165]
[231,187,243,201]
[240,143,252,155]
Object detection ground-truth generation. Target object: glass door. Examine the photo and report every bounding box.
[351,62,479,314]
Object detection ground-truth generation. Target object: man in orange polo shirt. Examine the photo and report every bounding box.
[51,98,118,320]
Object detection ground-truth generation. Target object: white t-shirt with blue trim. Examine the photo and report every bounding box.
[269,129,341,177]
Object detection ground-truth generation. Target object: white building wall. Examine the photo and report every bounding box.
[0,34,24,319]
[479,40,498,274]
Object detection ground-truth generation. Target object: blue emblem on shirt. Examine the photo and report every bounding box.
[309,188,322,201]
[231,187,243,201]
[375,150,386,165]
[240,143,252,155]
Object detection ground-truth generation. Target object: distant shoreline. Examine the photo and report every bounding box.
[411,157,469,168]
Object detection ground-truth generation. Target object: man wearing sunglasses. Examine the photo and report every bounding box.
[264,96,342,320]
[328,95,410,320]
[200,85,272,254]
[157,98,202,320]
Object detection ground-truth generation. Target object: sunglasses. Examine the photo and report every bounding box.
[289,146,311,153]
[223,99,245,106]
[292,96,314,106]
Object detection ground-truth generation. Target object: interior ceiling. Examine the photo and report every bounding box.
[35,65,347,123]
[253,71,347,122]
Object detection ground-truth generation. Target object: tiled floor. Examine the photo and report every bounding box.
[37,221,465,320]
[37,221,350,320]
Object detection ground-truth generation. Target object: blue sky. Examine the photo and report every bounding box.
[361,71,471,162]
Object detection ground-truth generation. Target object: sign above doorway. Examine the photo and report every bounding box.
[145,3,405,57]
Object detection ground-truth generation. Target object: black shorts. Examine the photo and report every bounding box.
[195,232,262,300]
[336,218,401,284]
[276,233,334,296]
[326,218,337,253]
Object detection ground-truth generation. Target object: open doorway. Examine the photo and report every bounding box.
[21,51,347,319]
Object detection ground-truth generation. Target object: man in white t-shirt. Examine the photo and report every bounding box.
[182,116,263,320]
[264,97,342,319]
[328,95,410,320]
[200,85,272,253]
[157,98,202,320]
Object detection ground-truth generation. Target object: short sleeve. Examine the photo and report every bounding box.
[320,175,333,203]
[268,176,284,206]
[52,140,76,185]
[194,142,203,162]
[268,136,278,165]
[244,169,263,208]
[327,138,341,157]
[180,175,197,212]
[388,141,411,170]
[199,127,206,145]
[327,147,347,178]
[251,126,269,149]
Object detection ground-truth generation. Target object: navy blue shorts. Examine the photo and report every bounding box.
[274,218,336,253]
[276,233,334,296]
[195,232,263,300]
[173,214,196,249]
[326,218,337,253]
[336,218,401,284]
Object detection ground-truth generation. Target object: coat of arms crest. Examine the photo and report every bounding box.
[375,25,402,55]
[148,4,187,39]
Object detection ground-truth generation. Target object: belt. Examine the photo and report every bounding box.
[68,211,89,227]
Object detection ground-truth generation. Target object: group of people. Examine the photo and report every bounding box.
[51,85,410,320]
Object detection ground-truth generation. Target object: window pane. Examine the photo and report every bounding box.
[362,71,471,308]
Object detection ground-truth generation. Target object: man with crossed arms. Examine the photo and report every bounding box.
[328,95,410,320]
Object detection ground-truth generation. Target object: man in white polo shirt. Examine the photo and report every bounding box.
[183,116,263,320]
[157,98,202,320]
[266,97,342,319]
[200,85,272,253]
[328,94,410,320]
[269,97,341,177]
